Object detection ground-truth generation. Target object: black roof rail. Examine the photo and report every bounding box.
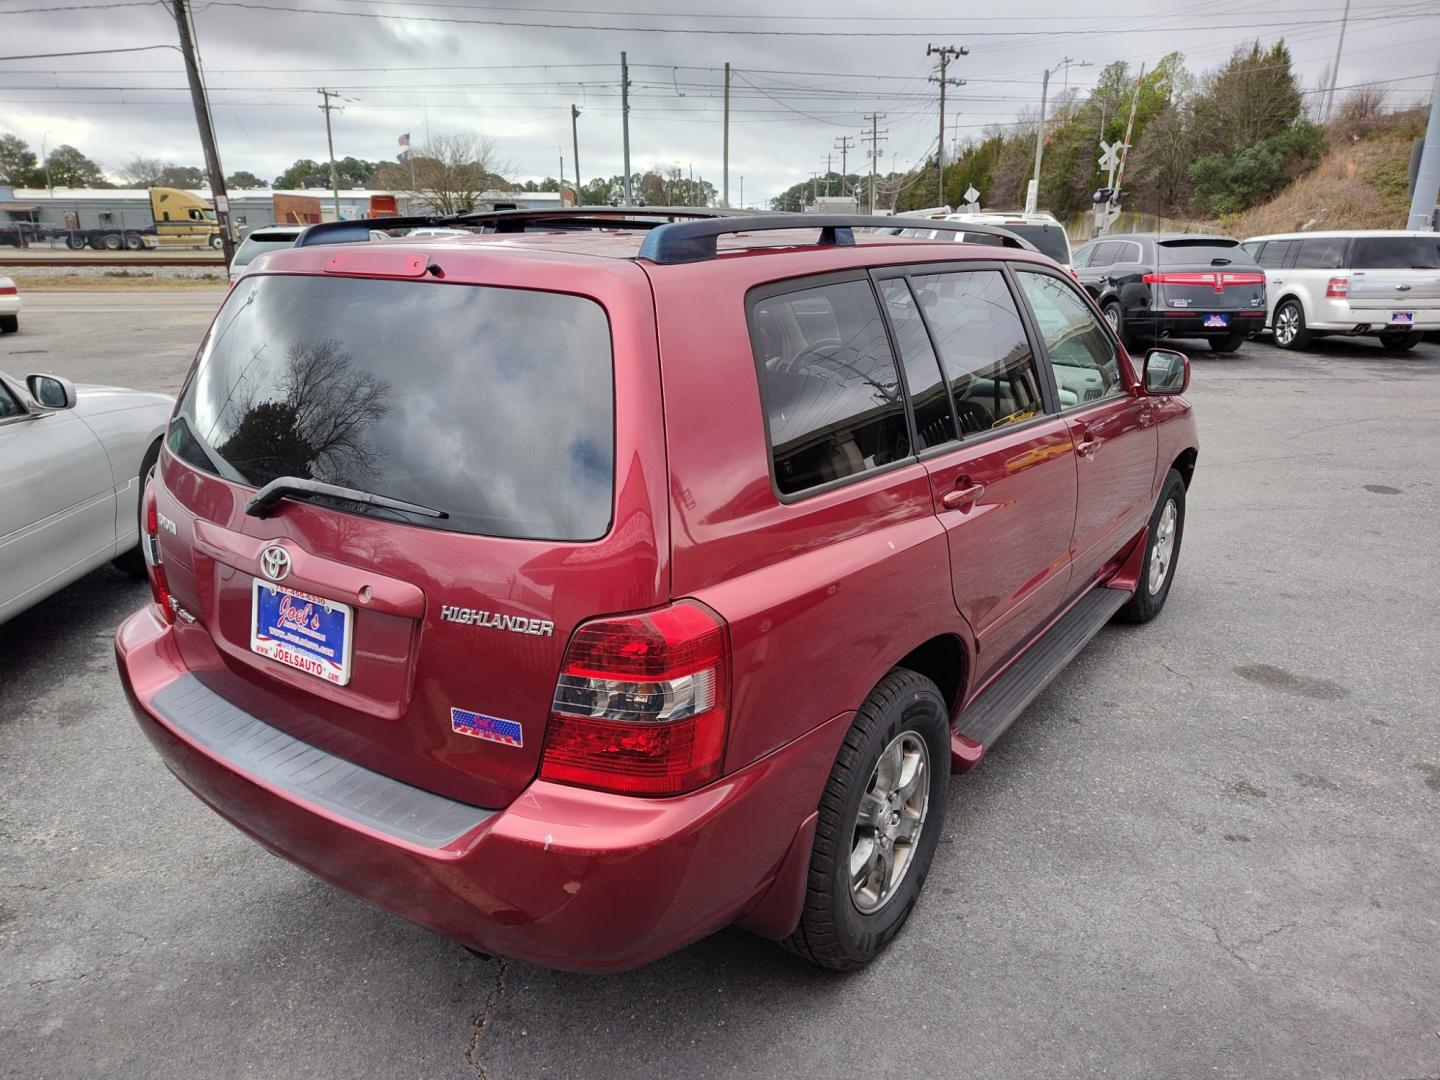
[295,205,750,248]
[635,214,1037,265]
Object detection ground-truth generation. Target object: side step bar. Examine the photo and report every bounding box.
[953,585,1130,757]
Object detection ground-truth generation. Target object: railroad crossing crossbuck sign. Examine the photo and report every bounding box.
[1098,140,1123,173]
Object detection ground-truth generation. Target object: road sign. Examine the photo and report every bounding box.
[1098,139,1124,172]
[963,185,980,205]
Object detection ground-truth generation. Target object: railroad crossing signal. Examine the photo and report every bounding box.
[1098,139,1125,173]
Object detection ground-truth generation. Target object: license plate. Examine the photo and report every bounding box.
[1203,313,1229,328]
[251,579,353,685]
[1390,311,1414,325]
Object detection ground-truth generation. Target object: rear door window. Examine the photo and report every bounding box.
[1350,235,1440,269]
[1256,240,1295,268]
[1293,237,1347,269]
[908,270,1044,435]
[750,278,909,496]
[878,278,956,450]
[170,275,615,541]
[1014,269,1125,410]
[1087,242,1120,268]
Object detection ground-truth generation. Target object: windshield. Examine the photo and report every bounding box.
[992,224,1069,264]
[233,235,298,267]
[170,275,615,541]
[1350,235,1440,270]
[1158,239,1248,266]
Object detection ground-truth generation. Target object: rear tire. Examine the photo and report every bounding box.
[1102,301,1130,348]
[1208,328,1249,352]
[124,234,143,251]
[1272,299,1310,350]
[102,233,122,251]
[781,668,949,971]
[1378,329,1421,352]
[112,438,162,578]
[210,235,223,250]
[0,314,16,334]
[1117,469,1186,625]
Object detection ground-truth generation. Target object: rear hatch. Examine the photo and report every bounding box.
[1147,238,1265,326]
[152,263,663,808]
[1342,235,1440,325]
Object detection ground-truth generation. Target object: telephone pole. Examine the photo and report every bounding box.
[621,52,633,204]
[862,112,887,214]
[723,62,731,208]
[1322,0,1353,121]
[825,153,832,196]
[927,44,968,207]
[834,134,854,199]
[317,88,345,221]
[570,104,581,200]
[169,0,234,266]
[1030,58,1087,213]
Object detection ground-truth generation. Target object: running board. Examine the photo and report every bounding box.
[953,585,1131,756]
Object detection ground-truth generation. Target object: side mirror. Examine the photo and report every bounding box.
[26,373,78,410]
[1142,348,1190,396]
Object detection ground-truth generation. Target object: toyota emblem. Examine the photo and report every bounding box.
[259,544,291,582]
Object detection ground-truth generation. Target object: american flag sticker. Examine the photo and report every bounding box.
[451,708,524,747]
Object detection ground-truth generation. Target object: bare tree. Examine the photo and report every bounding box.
[119,155,168,187]
[371,133,510,214]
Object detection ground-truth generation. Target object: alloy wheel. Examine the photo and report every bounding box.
[1275,305,1298,346]
[1148,498,1178,595]
[850,730,930,914]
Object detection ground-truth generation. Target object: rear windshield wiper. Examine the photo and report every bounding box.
[245,476,449,520]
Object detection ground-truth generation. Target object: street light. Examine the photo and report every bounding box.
[1028,58,1090,213]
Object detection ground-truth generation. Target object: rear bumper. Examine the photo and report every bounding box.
[116,605,850,972]
[1131,310,1266,337]
[1298,296,1440,332]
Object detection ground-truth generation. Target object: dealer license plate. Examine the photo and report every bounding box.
[1390,311,1415,325]
[1203,313,1229,328]
[250,579,353,685]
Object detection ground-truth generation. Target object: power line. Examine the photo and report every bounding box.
[0,43,179,61]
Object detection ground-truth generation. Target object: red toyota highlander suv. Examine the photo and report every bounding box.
[115,210,1198,972]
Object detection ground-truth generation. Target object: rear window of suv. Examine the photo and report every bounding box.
[1350,235,1440,269]
[170,275,614,541]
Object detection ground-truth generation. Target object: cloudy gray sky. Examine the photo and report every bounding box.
[1,0,1437,206]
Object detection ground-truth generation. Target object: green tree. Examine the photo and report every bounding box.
[44,145,110,187]
[1189,41,1303,160]
[334,157,378,186]
[0,133,42,186]
[156,164,206,187]
[225,170,264,189]
[1190,120,1326,216]
[273,159,330,188]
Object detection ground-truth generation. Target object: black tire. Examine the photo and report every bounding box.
[1378,329,1421,352]
[1102,300,1130,349]
[66,234,87,250]
[1208,328,1249,353]
[0,314,16,334]
[124,234,143,251]
[102,233,122,251]
[112,438,162,578]
[1117,468,1186,625]
[781,668,950,971]
[210,234,224,249]
[1272,298,1310,350]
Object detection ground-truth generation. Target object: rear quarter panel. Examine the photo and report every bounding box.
[645,250,971,772]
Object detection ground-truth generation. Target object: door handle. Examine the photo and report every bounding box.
[941,481,986,511]
[1075,433,1103,457]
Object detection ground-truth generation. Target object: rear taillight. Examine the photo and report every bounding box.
[1326,276,1349,299]
[142,486,174,623]
[0,285,16,296]
[1219,272,1266,286]
[1141,271,1265,290]
[540,601,730,797]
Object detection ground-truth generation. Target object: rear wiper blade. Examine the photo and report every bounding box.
[245,476,448,520]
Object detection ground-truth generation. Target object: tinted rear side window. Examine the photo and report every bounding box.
[1293,237,1347,269]
[879,278,956,451]
[171,276,614,541]
[1350,235,1440,269]
[1256,240,1294,268]
[750,278,908,495]
[1157,239,1248,265]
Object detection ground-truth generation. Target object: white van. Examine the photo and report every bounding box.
[1241,230,1440,351]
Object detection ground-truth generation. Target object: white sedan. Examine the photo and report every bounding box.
[0,275,18,333]
[0,369,172,624]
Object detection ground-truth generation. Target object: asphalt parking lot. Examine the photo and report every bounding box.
[2,291,1438,1080]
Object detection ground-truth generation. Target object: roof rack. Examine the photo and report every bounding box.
[294,205,749,248]
[635,214,1037,265]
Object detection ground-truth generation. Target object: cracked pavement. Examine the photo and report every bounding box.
[2,294,1439,1079]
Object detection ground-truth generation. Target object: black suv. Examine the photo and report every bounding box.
[1072,233,1267,352]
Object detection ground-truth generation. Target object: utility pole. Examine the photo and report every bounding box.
[862,112,888,214]
[723,62,731,208]
[621,52,633,204]
[834,134,854,199]
[739,175,744,210]
[1406,70,1440,229]
[317,88,344,222]
[927,44,967,206]
[825,153,832,196]
[170,0,235,266]
[571,104,581,200]
[1029,58,1085,214]
[1322,0,1353,122]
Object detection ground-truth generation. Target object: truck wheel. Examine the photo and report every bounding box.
[101,233,122,251]
[781,668,949,971]
[210,235,223,249]
[66,234,87,250]
[1272,299,1310,350]
[1117,469,1187,625]
[1378,329,1421,352]
[124,234,143,251]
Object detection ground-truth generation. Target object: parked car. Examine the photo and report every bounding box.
[944,211,1072,266]
[1240,230,1440,351]
[1071,233,1266,352]
[115,211,1198,974]
[229,225,305,283]
[1,369,170,625]
[0,275,19,333]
